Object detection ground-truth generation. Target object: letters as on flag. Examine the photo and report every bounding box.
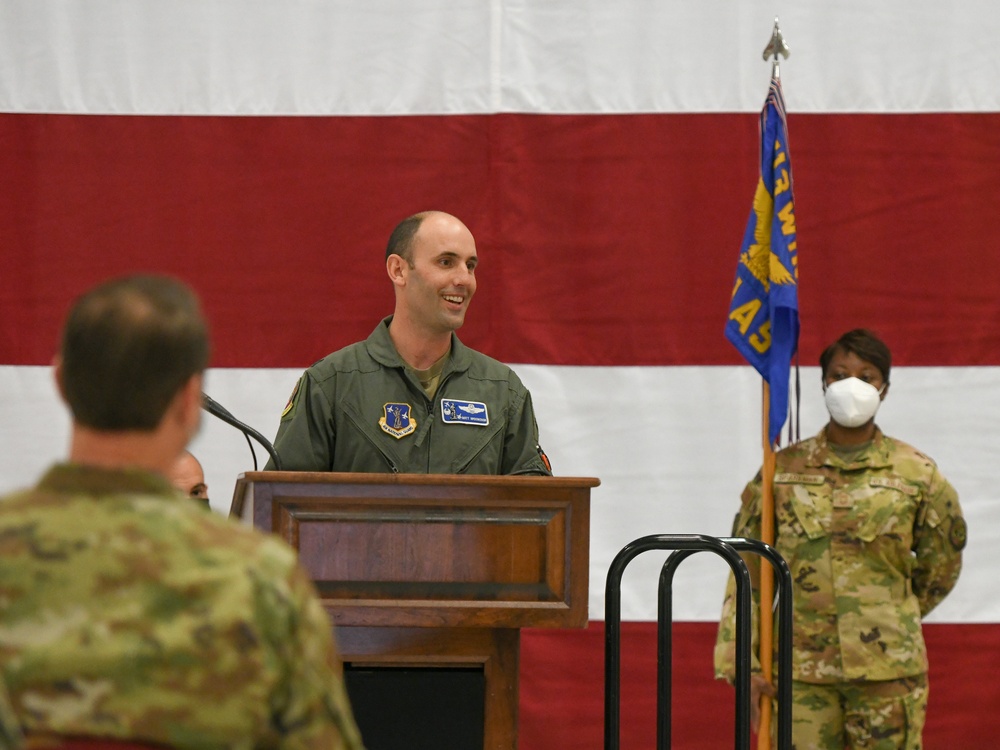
[725,76,799,446]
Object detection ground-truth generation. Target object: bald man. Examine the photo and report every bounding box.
[168,449,209,505]
[270,210,551,475]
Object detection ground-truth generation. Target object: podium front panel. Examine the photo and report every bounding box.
[232,472,596,629]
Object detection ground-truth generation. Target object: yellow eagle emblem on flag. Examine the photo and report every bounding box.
[740,179,796,291]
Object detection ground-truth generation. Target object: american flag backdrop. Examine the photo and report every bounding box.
[2,2,1000,746]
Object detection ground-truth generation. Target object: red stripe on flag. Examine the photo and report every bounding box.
[520,622,1000,749]
[3,113,999,367]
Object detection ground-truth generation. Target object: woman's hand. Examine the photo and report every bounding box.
[750,673,777,734]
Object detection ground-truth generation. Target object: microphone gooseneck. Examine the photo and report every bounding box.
[201,392,283,471]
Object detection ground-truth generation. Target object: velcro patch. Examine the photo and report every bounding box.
[379,402,417,439]
[775,473,826,485]
[869,477,919,496]
[441,399,489,426]
[280,378,302,420]
[949,517,968,551]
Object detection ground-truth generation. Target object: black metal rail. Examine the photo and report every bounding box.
[604,534,792,750]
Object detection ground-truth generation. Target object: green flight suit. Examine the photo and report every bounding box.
[271,317,551,475]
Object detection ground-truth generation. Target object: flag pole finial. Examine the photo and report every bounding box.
[762,17,790,79]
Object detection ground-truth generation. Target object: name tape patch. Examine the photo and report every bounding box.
[441,399,489,426]
[869,477,919,496]
[775,473,826,486]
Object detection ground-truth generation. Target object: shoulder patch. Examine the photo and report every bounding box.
[280,378,302,420]
[774,473,826,485]
[949,517,968,551]
[869,477,919,496]
[537,444,552,473]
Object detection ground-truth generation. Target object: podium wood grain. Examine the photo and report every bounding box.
[232,471,597,750]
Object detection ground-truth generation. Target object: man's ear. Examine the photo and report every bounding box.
[171,373,204,435]
[386,254,408,288]
[52,355,67,403]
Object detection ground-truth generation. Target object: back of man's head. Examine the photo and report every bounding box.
[59,275,210,431]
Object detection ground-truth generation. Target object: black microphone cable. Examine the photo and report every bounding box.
[201,392,283,471]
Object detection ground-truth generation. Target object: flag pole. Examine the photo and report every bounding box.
[726,17,796,746]
[758,383,776,748]
[757,19,789,748]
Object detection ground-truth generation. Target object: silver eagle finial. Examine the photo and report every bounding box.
[762,17,790,78]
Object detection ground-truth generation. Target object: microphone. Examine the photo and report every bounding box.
[201,392,283,471]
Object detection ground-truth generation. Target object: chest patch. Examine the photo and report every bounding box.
[441,398,490,426]
[379,402,417,439]
[869,477,919,496]
[775,473,826,486]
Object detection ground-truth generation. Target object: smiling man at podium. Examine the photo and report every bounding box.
[268,211,551,476]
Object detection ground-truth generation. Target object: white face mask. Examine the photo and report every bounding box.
[824,377,885,428]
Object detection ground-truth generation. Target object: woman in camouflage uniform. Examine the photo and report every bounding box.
[715,329,966,749]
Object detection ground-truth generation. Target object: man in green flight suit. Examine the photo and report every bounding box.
[271,211,551,475]
[0,275,364,749]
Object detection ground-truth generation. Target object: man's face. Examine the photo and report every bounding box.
[168,452,209,502]
[400,214,478,335]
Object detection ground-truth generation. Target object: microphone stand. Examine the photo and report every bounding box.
[201,392,283,471]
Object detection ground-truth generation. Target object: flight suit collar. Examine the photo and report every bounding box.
[365,316,474,375]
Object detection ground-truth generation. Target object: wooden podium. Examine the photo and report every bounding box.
[231,471,598,750]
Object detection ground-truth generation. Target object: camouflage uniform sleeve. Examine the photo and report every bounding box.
[269,372,336,472]
[912,466,965,617]
[714,477,763,683]
[272,563,365,750]
[501,385,552,476]
[0,682,23,750]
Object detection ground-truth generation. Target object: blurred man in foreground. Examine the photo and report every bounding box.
[0,275,363,749]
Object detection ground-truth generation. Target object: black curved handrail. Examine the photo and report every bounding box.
[604,533,792,750]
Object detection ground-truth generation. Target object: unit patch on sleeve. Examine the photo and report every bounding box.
[379,402,417,439]
[441,398,489,426]
[949,517,968,551]
[280,377,302,420]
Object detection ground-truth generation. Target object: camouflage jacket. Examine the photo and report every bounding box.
[0,464,364,750]
[269,317,551,475]
[0,684,22,749]
[715,427,966,684]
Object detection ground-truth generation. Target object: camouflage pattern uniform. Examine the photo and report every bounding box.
[0,683,23,749]
[715,427,966,749]
[269,317,551,475]
[0,464,365,750]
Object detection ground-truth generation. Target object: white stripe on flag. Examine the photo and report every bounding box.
[2,364,995,623]
[2,1,998,114]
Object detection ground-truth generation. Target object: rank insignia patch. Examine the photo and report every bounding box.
[441,399,489,426]
[379,402,417,439]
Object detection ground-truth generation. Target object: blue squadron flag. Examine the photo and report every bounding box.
[725,76,799,445]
